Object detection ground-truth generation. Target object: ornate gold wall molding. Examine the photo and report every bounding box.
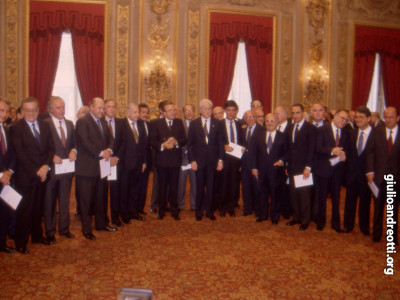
[187,9,200,109]
[5,0,19,107]
[280,15,293,109]
[116,0,130,117]
[338,0,400,23]
[335,22,348,109]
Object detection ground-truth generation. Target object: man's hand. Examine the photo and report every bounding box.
[37,165,49,182]
[110,156,119,167]
[142,163,146,173]
[53,155,62,164]
[366,173,374,183]
[252,169,258,179]
[339,151,346,162]
[224,144,233,152]
[217,160,223,171]
[191,161,198,171]
[273,161,283,167]
[102,149,112,160]
[332,147,343,157]
[69,150,77,162]
[0,171,12,186]
[163,140,174,150]
[303,168,311,179]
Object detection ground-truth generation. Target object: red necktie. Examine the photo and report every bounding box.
[59,120,66,147]
[0,125,6,156]
[388,130,393,155]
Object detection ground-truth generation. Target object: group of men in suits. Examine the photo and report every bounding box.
[1,95,398,255]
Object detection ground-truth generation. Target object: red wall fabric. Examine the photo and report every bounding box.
[352,26,400,109]
[29,1,105,110]
[209,13,273,111]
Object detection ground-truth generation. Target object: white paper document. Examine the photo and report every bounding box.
[0,185,22,210]
[100,159,111,179]
[368,181,379,198]
[108,165,117,181]
[181,164,192,171]
[329,156,340,166]
[55,159,75,175]
[226,142,244,159]
[294,173,314,188]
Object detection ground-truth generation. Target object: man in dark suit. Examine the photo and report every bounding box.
[219,100,243,217]
[370,112,385,128]
[178,104,196,211]
[75,97,117,241]
[286,104,316,231]
[188,99,224,221]
[241,110,264,217]
[366,106,400,245]
[344,106,373,235]
[150,101,186,220]
[104,99,124,227]
[44,97,76,244]
[119,103,147,223]
[138,103,151,214]
[11,97,55,253]
[314,109,350,232]
[250,113,287,224]
[0,98,17,253]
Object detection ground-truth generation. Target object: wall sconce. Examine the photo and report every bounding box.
[304,64,329,104]
[144,56,172,118]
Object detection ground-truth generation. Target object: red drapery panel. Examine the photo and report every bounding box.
[352,26,400,109]
[209,13,273,111]
[30,1,104,109]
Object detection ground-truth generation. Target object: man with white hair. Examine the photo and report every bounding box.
[188,99,224,221]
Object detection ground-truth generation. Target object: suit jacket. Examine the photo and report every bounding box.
[366,126,400,187]
[0,125,16,174]
[181,118,191,166]
[222,119,244,161]
[11,119,55,187]
[108,117,124,161]
[187,117,224,169]
[46,117,75,179]
[149,118,186,168]
[250,130,287,183]
[75,113,114,177]
[287,121,316,175]
[314,123,350,178]
[242,123,265,170]
[346,126,372,184]
[119,118,147,170]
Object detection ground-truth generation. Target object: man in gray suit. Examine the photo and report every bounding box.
[178,104,196,211]
[44,97,76,244]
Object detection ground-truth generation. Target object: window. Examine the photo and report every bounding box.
[52,32,83,123]
[228,41,252,119]
[366,53,386,115]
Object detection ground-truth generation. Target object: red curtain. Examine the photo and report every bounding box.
[29,1,104,110]
[352,26,400,109]
[209,13,273,111]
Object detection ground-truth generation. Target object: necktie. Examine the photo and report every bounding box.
[267,133,273,153]
[335,129,340,146]
[277,125,281,132]
[0,125,6,156]
[293,124,299,142]
[230,121,235,143]
[108,119,114,138]
[97,119,103,136]
[168,120,172,131]
[131,122,139,143]
[246,126,252,142]
[388,130,393,155]
[32,123,41,146]
[203,120,209,144]
[59,120,66,147]
[315,123,319,128]
[357,131,364,156]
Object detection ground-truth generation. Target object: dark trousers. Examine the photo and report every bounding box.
[289,177,311,226]
[196,165,216,218]
[15,177,46,249]
[157,166,180,217]
[76,176,108,234]
[44,175,72,237]
[178,168,196,210]
[258,175,280,222]
[344,177,371,233]
[219,156,241,213]
[120,166,142,220]
[373,181,399,243]
[139,165,150,211]
[108,174,122,224]
[0,198,12,247]
[212,170,223,211]
[150,150,159,210]
[278,176,292,219]
[316,174,342,229]
[241,168,258,215]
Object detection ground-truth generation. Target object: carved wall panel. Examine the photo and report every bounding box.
[280,15,293,109]
[187,10,200,108]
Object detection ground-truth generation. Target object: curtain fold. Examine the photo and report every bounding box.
[209,13,273,111]
[29,1,104,110]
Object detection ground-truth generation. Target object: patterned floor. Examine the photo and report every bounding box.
[0,185,399,299]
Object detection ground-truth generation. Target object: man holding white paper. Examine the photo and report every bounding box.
[314,109,350,233]
[75,98,116,241]
[44,97,77,244]
[286,104,316,231]
[0,98,17,253]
